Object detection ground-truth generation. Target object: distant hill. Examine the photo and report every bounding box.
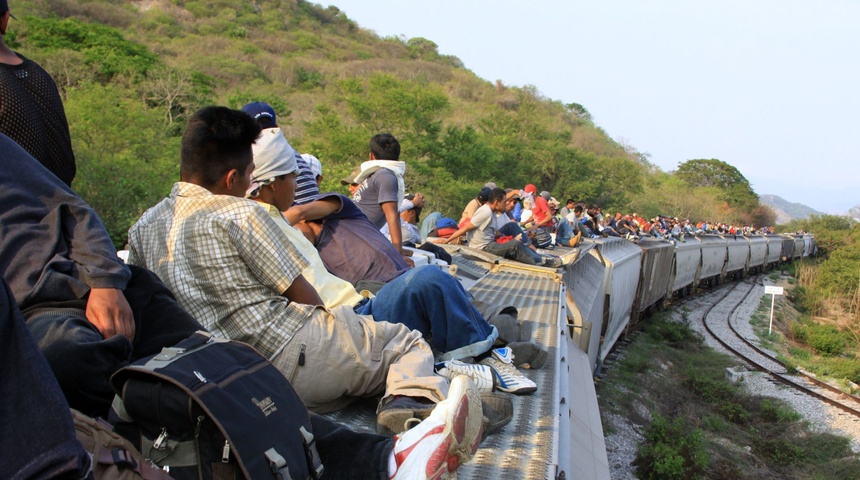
[760,194,823,225]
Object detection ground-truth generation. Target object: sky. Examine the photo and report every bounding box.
[328,0,858,215]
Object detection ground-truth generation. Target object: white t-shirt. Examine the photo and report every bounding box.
[469,204,506,250]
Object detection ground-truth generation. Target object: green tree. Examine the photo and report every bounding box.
[675,159,759,212]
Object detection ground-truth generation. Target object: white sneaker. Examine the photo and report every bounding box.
[434,359,494,394]
[389,375,484,480]
[479,347,537,394]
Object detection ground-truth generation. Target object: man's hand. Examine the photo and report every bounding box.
[86,288,135,341]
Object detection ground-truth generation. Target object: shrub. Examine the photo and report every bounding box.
[759,399,801,423]
[793,322,848,357]
[635,415,708,480]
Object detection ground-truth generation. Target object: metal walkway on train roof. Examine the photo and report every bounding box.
[322,248,610,480]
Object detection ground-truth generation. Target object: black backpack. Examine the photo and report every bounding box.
[109,332,323,480]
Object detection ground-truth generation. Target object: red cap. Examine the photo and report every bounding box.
[524,184,537,196]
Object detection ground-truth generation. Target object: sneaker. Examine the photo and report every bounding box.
[479,347,537,394]
[390,375,483,480]
[434,359,494,394]
[543,256,563,269]
[377,396,436,436]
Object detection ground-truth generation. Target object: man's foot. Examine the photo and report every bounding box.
[505,341,549,370]
[389,376,483,480]
[479,347,537,394]
[480,392,513,437]
[434,359,494,393]
[377,396,436,435]
[542,256,563,269]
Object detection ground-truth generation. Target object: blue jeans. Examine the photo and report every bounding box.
[556,217,578,245]
[0,277,91,479]
[498,221,533,247]
[357,265,498,360]
[482,224,544,265]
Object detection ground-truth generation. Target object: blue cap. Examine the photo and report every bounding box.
[242,102,277,128]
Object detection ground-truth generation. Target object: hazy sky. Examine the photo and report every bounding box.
[328,0,858,214]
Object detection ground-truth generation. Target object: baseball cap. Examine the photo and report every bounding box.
[0,0,17,19]
[241,102,277,128]
[301,153,322,178]
[340,165,362,185]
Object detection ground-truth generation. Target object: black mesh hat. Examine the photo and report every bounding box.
[1,0,17,19]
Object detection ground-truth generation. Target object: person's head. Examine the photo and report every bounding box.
[505,189,520,212]
[400,193,423,224]
[241,102,277,129]
[523,184,537,197]
[301,153,323,186]
[180,106,261,197]
[476,187,492,204]
[340,165,362,196]
[486,188,507,213]
[566,199,575,208]
[523,197,534,210]
[0,0,16,36]
[574,204,583,215]
[247,128,299,211]
[369,133,400,160]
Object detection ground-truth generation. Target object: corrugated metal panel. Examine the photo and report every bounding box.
[588,238,641,362]
[748,236,767,269]
[781,236,795,260]
[725,236,749,274]
[634,238,674,315]
[765,235,783,264]
[792,235,804,259]
[671,237,701,293]
[459,272,564,480]
[699,234,727,280]
[565,253,606,370]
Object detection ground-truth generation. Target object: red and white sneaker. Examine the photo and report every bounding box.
[389,375,484,480]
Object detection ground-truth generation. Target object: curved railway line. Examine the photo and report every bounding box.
[701,276,860,420]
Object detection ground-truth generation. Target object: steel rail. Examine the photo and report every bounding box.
[702,278,860,419]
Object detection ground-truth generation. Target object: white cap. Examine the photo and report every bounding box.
[301,153,322,178]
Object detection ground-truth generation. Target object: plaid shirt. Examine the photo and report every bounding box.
[128,182,315,359]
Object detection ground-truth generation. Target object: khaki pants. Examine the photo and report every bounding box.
[272,305,448,413]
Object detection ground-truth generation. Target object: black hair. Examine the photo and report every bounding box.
[488,188,506,203]
[574,204,583,213]
[566,199,575,206]
[369,133,400,160]
[180,106,262,187]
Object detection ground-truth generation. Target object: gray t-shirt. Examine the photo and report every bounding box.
[469,204,506,250]
[352,169,399,228]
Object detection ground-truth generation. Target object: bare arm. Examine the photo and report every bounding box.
[435,221,476,245]
[86,288,135,340]
[281,274,324,306]
[283,196,343,224]
[381,201,402,254]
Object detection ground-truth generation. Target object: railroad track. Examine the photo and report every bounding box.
[702,277,860,420]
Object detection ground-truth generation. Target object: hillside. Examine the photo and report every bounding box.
[9,0,775,245]
[759,194,823,225]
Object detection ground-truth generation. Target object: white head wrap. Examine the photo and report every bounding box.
[247,128,298,198]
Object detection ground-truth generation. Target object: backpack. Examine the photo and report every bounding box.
[71,409,173,480]
[533,227,554,249]
[109,332,323,480]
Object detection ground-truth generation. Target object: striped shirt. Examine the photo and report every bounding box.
[127,182,315,359]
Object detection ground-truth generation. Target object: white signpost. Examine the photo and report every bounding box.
[764,285,784,335]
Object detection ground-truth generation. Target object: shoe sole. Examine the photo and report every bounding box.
[425,376,484,479]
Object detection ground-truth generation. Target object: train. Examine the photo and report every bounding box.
[326,231,816,479]
[568,233,816,371]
